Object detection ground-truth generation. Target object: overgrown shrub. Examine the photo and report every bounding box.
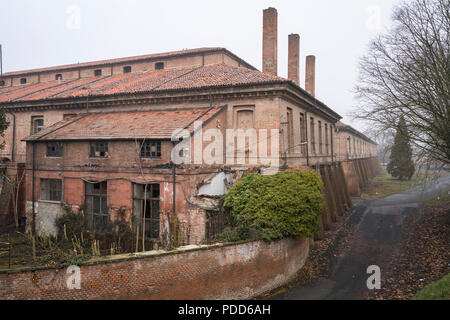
[55,205,87,241]
[95,209,134,254]
[55,205,134,255]
[223,169,325,242]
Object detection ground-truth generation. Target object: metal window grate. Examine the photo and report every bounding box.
[205,210,232,240]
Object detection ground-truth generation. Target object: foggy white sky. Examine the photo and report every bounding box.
[0,0,402,131]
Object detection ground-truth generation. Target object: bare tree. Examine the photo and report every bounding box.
[363,127,396,165]
[354,0,449,165]
[3,170,25,229]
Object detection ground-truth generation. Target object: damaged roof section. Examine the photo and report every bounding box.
[23,106,225,142]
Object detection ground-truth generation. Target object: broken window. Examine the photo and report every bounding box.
[46,142,63,157]
[31,116,44,134]
[89,141,108,158]
[123,66,132,74]
[40,179,62,201]
[55,74,63,80]
[85,181,108,232]
[133,184,160,239]
[94,69,102,76]
[155,62,164,70]
[140,140,161,158]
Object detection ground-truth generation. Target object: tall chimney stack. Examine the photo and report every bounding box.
[305,55,316,97]
[262,7,278,76]
[288,34,300,85]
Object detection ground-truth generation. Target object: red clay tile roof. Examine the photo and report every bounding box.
[0,64,287,104]
[1,47,255,77]
[23,106,224,141]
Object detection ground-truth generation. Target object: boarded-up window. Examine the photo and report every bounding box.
[235,109,254,129]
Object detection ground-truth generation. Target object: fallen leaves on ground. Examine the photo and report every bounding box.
[366,203,450,300]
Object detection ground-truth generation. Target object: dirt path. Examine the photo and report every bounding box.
[271,174,450,300]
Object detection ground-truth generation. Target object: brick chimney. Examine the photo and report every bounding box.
[262,7,278,76]
[305,55,315,97]
[288,34,300,85]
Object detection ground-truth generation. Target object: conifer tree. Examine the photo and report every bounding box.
[387,118,415,180]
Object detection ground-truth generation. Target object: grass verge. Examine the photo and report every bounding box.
[421,190,450,207]
[360,170,446,199]
[412,274,450,300]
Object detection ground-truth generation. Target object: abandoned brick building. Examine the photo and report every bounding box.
[0,8,379,246]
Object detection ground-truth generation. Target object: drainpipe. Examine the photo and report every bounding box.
[171,160,176,248]
[172,162,176,215]
[5,111,15,162]
[31,141,36,235]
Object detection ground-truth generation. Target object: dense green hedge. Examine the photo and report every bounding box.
[223,169,325,241]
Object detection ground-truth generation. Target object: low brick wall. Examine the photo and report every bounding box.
[0,237,310,300]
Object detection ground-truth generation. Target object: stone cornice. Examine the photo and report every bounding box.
[1,82,342,122]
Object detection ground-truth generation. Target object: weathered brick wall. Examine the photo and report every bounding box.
[340,156,382,196]
[0,237,310,300]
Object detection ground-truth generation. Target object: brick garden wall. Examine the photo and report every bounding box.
[0,236,310,300]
